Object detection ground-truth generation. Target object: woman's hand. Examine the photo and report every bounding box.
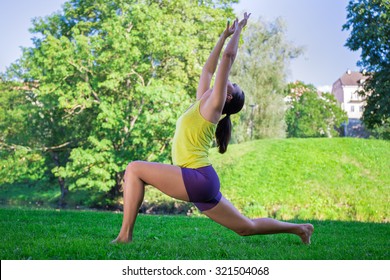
[223,12,251,38]
[222,19,238,39]
[237,12,251,30]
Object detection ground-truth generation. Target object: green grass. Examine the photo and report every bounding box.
[144,138,390,222]
[1,138,389,222]
[209,138,390,222]
[0,208,389,260]
[0,138,389,259]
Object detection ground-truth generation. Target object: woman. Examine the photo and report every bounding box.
[112,13,314,244]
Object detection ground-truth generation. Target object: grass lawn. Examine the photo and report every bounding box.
[1,138,389,222]
[209,138,390,222]
[0,208,389,260]
[1,138,389,260]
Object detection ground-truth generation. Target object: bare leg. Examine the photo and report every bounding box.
[203,197,314,244]
[111,165,145,243]
[112,161,189,243]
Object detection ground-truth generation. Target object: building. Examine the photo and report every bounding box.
[331,70,370,137]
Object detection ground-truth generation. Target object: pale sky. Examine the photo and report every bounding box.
[0,0,361,91]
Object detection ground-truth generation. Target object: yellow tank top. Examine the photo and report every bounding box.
[172,100,216,168]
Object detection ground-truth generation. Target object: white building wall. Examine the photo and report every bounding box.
[342,85,366,119]
[331,71,370,137]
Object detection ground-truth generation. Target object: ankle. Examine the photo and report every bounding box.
[297,224,314,244]
[112,236,132,244]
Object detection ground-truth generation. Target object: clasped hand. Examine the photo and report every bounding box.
[223,12,251,38]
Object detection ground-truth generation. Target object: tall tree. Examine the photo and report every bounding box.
[285,81,348,138]
[343,0,390,138]
[0,78,45,185]
[4,0,236,206]
[230,17,302,141]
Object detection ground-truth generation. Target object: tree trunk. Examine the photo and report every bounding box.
[106,171,124,209]
[58,175,68,208]
[112,172,123,196]
[51,151,69,208]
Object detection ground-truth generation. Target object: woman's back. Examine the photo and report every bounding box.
[172,99,216,168]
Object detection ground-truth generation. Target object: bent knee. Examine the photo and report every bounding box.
[126,160,142,172]
[124,161,144,180]
[235,229,252,236]
[234,222,255,236]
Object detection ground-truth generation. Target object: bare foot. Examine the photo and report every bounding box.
[111,235,132,244]
[298,224,314,244]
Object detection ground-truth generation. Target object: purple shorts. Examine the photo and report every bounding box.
[181,165,222,211]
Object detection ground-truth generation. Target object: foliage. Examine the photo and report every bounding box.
[369,119,390,140]
[343,0,390,138]
[0,79,28,145]
[0,208,389,260]
[285,81,348,138]
[230,17,302,141]
[0,79,46,184]
[2,0,236,204]
[0,148,46,185]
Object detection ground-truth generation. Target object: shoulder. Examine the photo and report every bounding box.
[199,90,222,124]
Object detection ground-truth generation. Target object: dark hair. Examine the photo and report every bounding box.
[215,87,245,154]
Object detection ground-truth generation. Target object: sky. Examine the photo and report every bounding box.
[0,0,361,91]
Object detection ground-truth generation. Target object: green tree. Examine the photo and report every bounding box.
[230,17,302,141]
[343,0,390,138]
[285,81,348,138]
[4,0,236,206]
[0,79,45,185]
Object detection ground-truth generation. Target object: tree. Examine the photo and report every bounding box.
[0,78,45,185]
[3,0,236,206]
[230,17,302,141]
[343,0,390,138]
[285,81,348,138]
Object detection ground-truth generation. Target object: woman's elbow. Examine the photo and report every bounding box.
[222,52,236,63]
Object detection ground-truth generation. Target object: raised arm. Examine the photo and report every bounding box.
[207,13,250,113]
[196,21,236,100]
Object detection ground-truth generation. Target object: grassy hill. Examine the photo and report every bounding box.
[0,138,389,260]
[1,138,389,222]
[208,138,389,222]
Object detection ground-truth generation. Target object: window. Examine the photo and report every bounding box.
[351,91,362,101]
[359,106,364,112]
[351,105,355,112]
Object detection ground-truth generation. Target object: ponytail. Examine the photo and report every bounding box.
[215,86,245,154]
[215,114,232,154]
